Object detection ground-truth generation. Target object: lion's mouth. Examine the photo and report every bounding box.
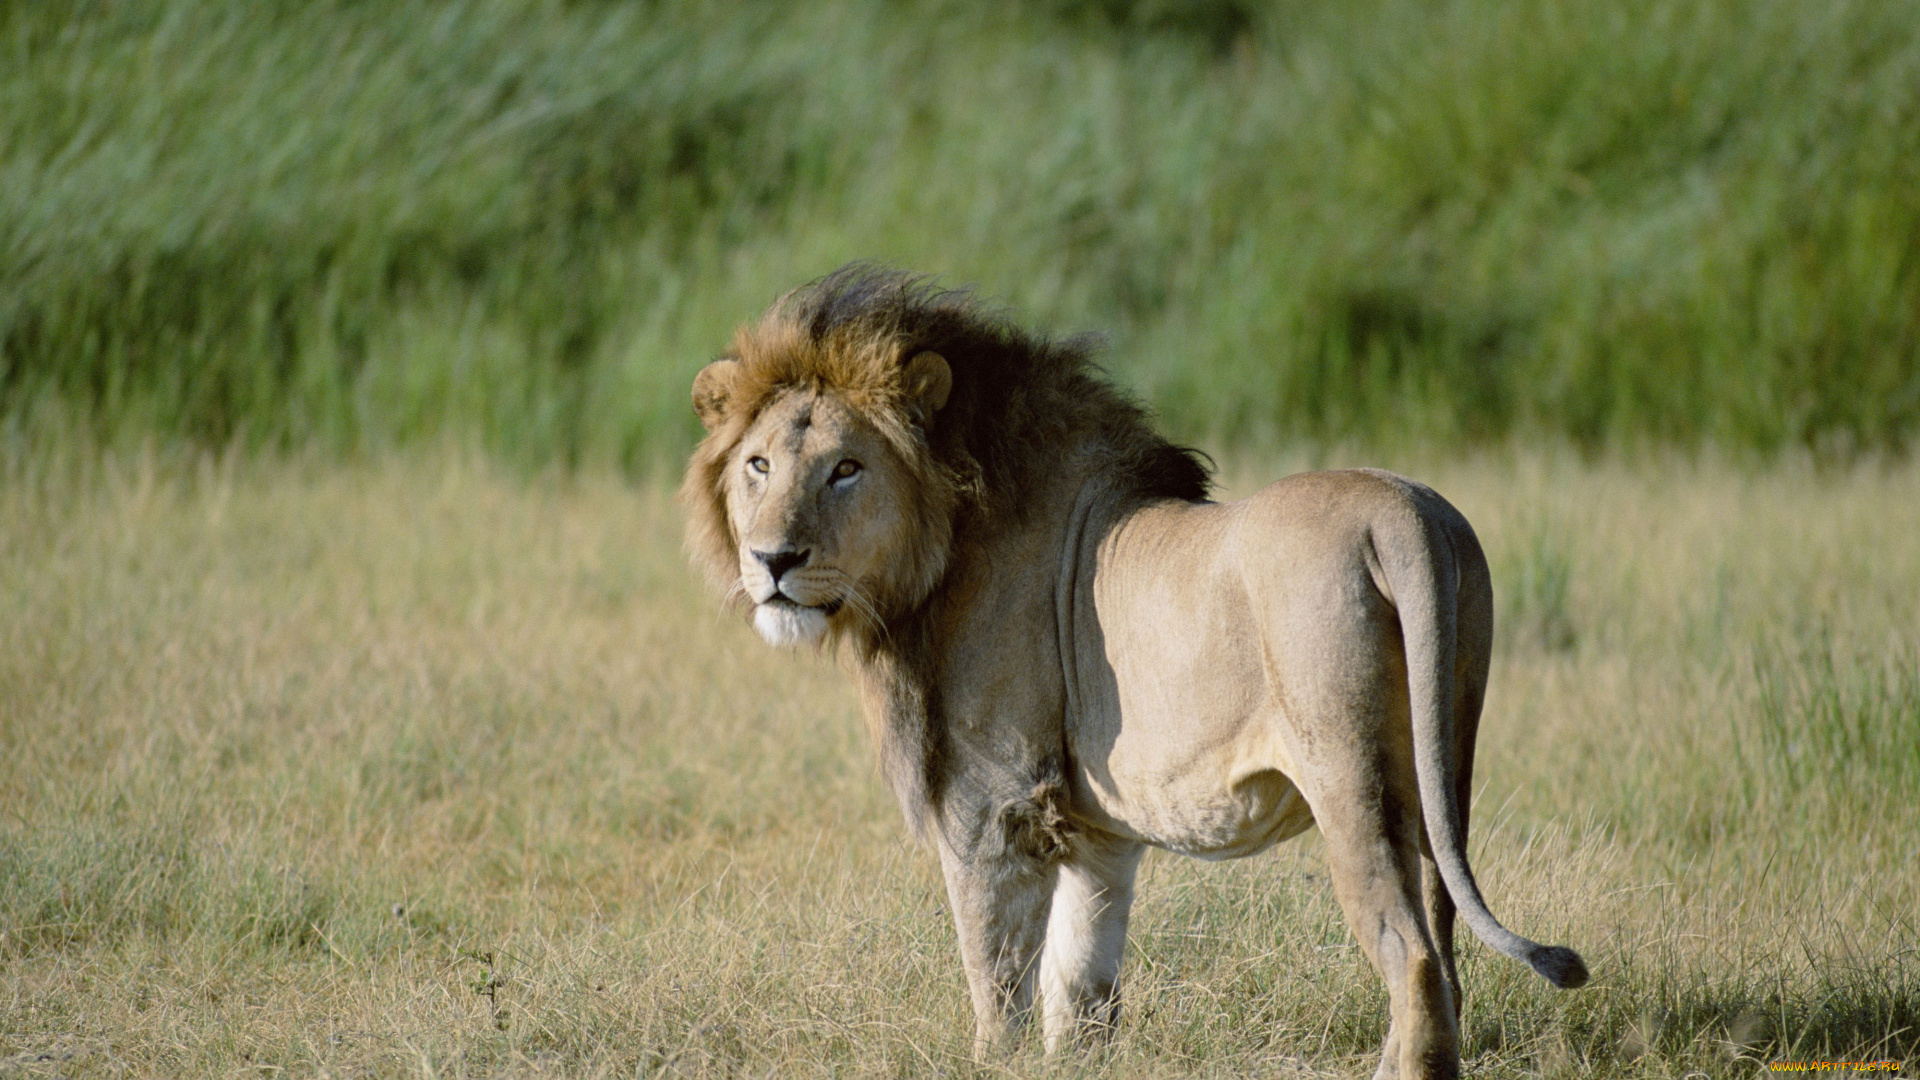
[766,591,842,617]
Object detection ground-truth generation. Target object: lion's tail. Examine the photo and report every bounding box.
[1385,495,1590,991]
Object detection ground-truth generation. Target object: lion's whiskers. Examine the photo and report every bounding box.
[847,588,885,639]
[824,570,887,645]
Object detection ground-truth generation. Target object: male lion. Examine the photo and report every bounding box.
[681,265,1587,1080]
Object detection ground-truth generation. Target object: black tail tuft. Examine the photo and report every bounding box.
[1526,945,1591,989]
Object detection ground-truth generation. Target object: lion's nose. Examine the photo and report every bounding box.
[753,548,810,584]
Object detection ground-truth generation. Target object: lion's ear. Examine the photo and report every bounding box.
[903,351,952,425]
[691,358,740,430]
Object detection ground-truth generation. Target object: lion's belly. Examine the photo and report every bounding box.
[1091,720,1317,859]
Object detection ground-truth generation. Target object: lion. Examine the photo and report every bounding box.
[680,265,1588,1080]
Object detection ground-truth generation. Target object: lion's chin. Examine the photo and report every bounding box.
[753,602,831,648]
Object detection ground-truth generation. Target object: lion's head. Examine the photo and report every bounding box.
[680,265,1211,650]
[679,272,968,648]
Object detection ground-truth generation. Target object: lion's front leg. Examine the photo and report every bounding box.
[1039,832,1143,1053]
[934,783,1073,1057]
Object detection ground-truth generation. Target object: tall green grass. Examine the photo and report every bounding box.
[1745,631,1920,817]
[4,0,1918,463]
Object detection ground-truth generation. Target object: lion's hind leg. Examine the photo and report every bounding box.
[1304,747,1462,1080]
[1038,833,1144,1053]
[1420,839,1463,1025]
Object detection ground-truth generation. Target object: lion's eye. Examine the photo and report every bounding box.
[747,456,770,475]
[831,459,862,482]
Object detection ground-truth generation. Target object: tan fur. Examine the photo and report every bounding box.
[680,266,1586,1080]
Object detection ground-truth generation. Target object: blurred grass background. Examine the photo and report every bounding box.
[4,0,1917,465]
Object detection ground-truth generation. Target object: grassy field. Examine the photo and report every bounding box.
[5,0,1919,460]
[2,449,1915,1078]
[6,3,1917,1075]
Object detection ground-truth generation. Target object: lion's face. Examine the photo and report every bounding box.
[683,336,957,649]
[721,388,923,646]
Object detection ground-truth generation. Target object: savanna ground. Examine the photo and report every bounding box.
[2,448,1915,1079]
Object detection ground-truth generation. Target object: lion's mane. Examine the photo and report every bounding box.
[679,263,1213,642]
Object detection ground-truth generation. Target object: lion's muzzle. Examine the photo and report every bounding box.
[752,598,831,647]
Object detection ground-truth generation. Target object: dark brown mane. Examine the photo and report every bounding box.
[679,263,1212,621]
[761,263,1212,520]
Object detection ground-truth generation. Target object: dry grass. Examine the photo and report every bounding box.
[1,449,1915,1078]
